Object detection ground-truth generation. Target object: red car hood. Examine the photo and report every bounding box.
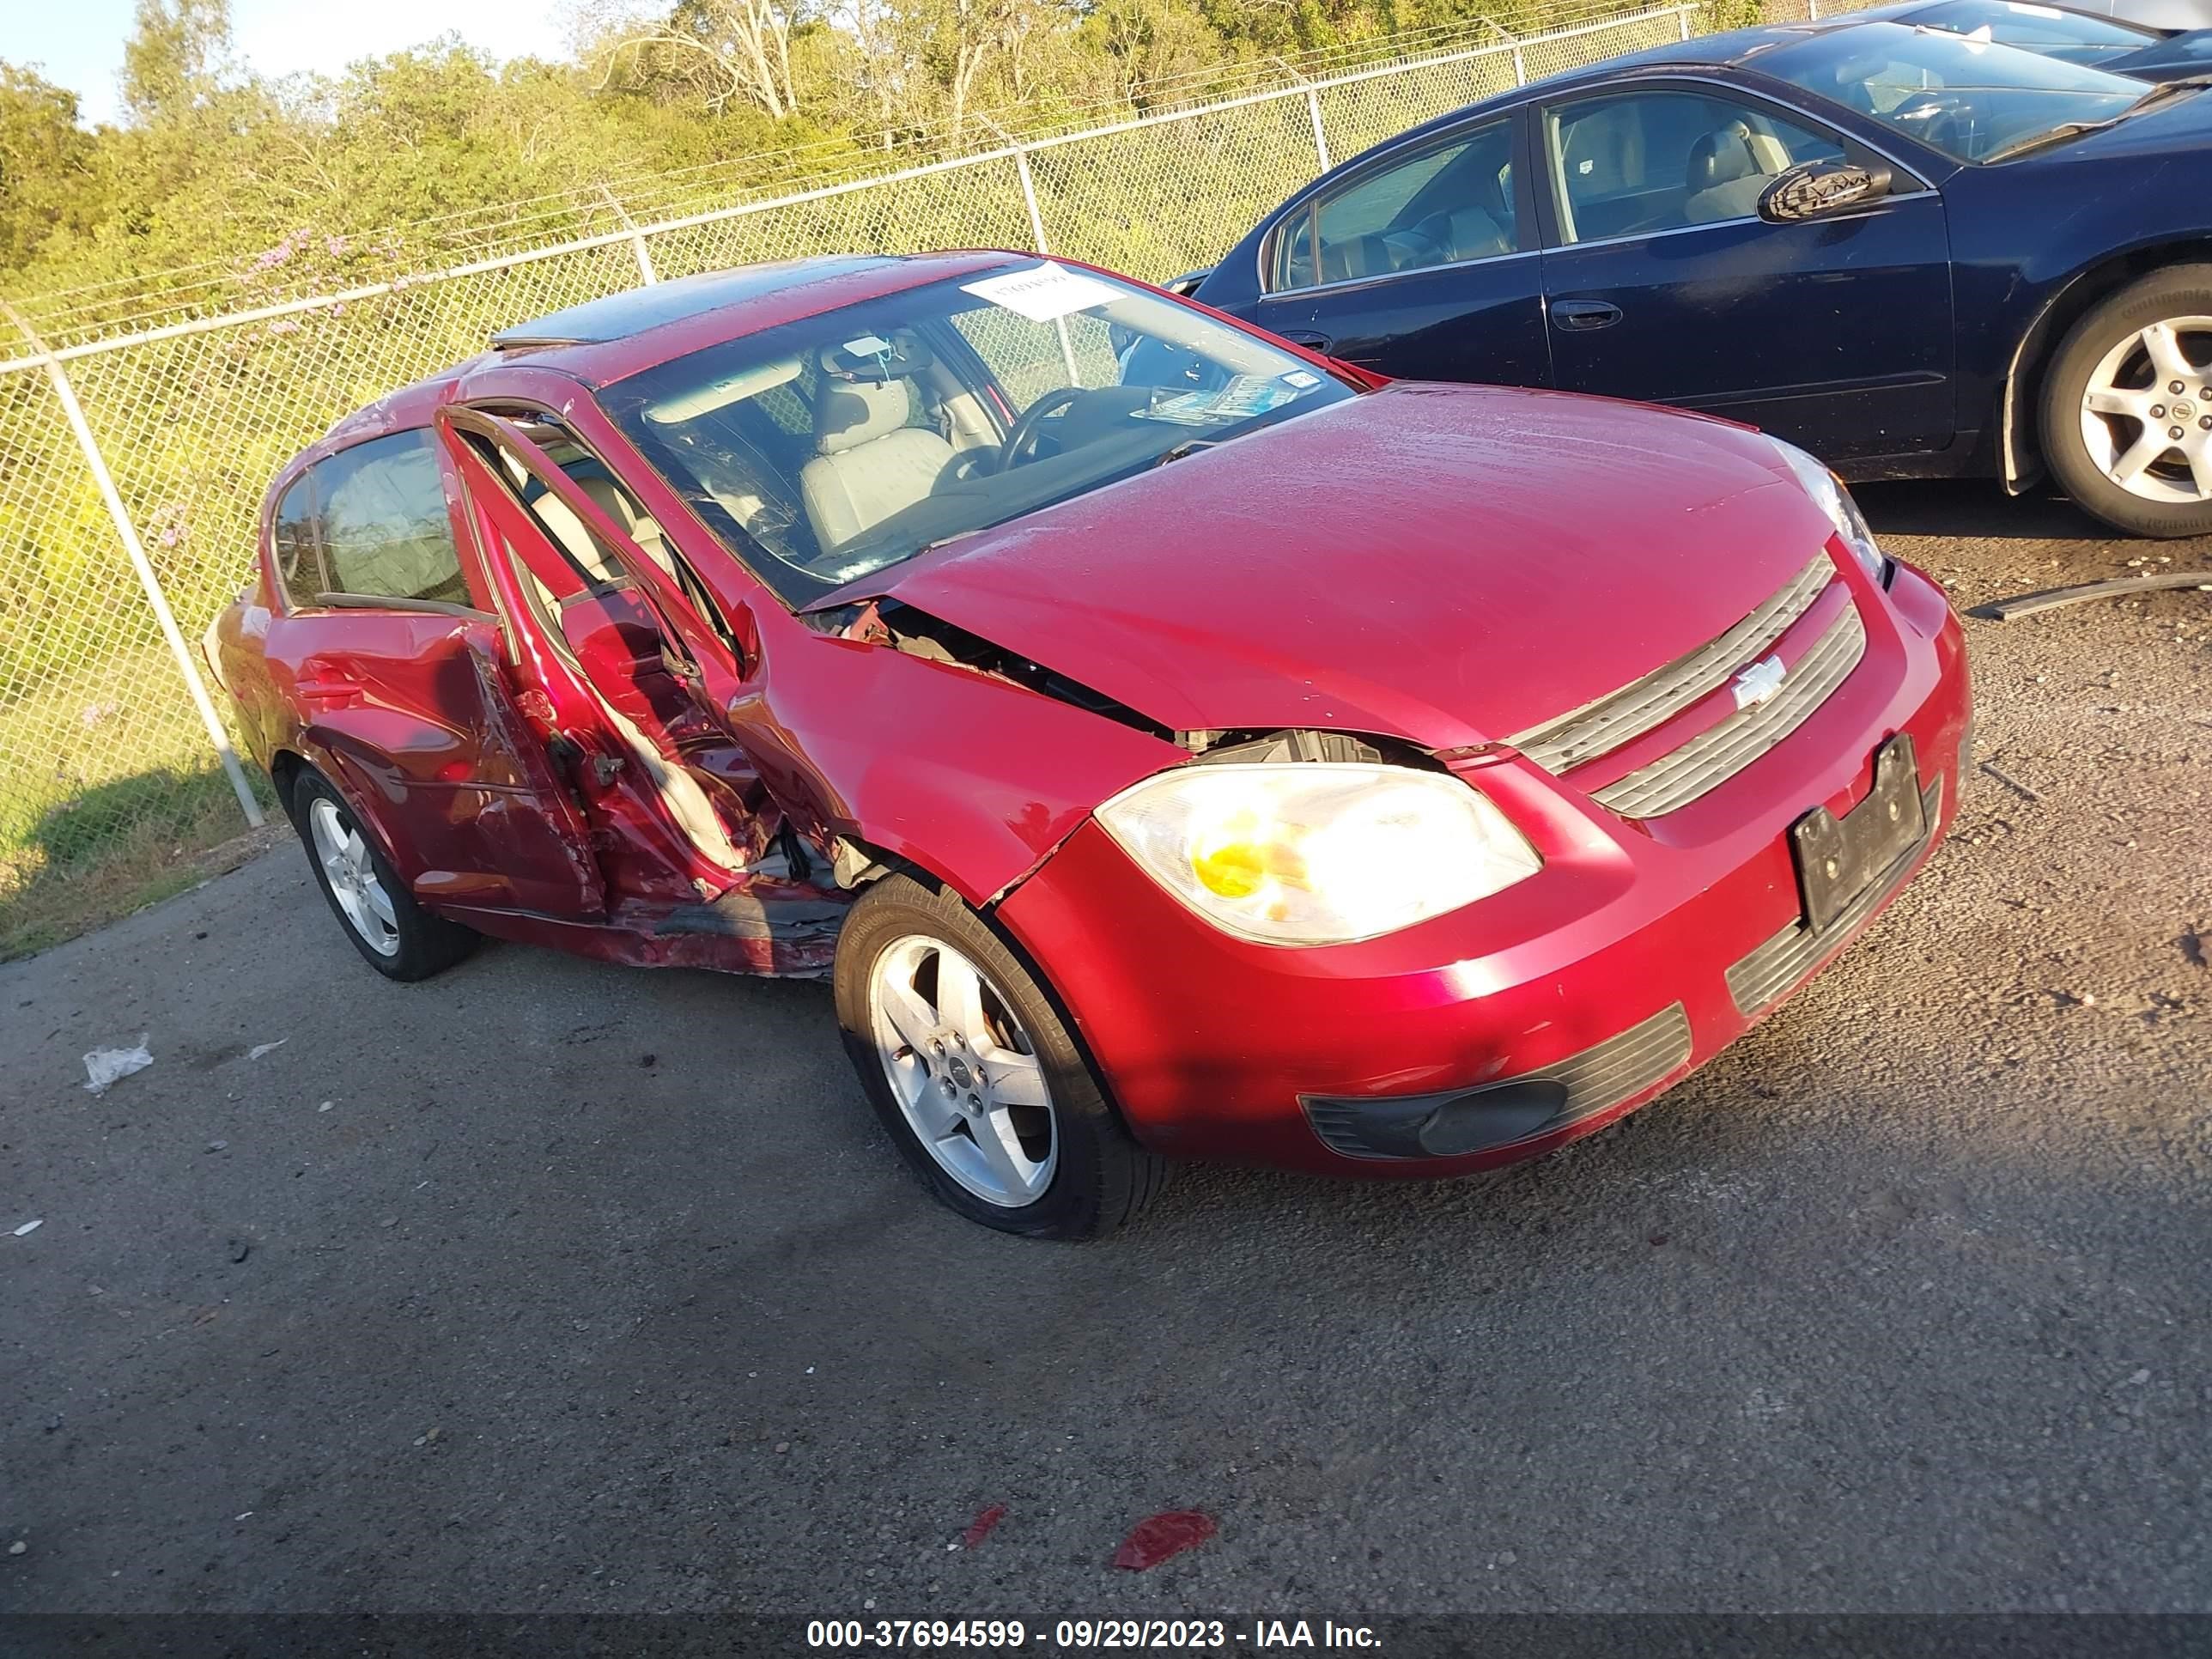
[873,382,1838,751]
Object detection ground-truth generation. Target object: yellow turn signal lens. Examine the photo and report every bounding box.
[1191,823,1308,898]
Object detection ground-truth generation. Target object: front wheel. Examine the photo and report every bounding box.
[2040,265,2212,538]
[290,769,476,981]
[832,873,1171,1238]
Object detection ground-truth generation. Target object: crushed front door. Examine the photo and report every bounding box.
[434,404,843,974]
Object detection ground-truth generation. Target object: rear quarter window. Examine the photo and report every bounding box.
[311,430,472,607]
[268,473,326,605]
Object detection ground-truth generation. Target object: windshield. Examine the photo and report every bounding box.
[1761,20,2155,160]
[598,264,1355,603]
[1901,0,2161,65]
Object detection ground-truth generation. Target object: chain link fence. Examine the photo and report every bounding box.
[0,0,1877,953]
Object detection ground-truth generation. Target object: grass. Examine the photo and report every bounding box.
[0,645,276,959]
[0,814,280,960]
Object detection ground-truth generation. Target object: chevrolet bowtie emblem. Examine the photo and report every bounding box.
[1731,654,1787,711]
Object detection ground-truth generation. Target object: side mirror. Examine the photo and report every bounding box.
[1757,160,1893,224]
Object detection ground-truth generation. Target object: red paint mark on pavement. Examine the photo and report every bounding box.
[1113,1510,1215,1571]
[963,1504,1007,1548]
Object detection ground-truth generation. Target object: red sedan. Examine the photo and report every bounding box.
[210,252,1971,1237]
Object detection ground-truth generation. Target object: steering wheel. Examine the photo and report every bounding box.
[994,386,1085,472]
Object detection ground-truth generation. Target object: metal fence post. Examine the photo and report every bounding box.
[1679,5,1694,40]
[1807,0,1821,16]
[1011,145,1051,256]
[1271,59,1332,174]
[999,140,1079,383]
[599,185,658,285]
[1512,46,1528,83]
[29,349,265,829]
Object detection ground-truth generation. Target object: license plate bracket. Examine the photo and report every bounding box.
[1790,733,1924,935]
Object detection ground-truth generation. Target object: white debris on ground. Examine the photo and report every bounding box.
[82,1038,153,1096]
[11,1219,42,1237]
[246,1039,288,1060]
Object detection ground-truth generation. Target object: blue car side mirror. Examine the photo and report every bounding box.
[1758,161,1894,224]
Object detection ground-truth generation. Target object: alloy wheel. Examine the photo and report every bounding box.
[307,796,400,958]
[2077,315,2212,505]
[867,933,1057,1207]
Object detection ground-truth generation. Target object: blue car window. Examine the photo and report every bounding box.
[1542,89,1847,244]
[1272,118,1520,292]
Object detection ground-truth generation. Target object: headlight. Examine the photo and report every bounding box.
[1096,762,1542,945]
[1771,437,1889,587]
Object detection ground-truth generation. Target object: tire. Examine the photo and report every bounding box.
[832,872,1171,1239]
[289,769,477,981]
[2039,264,2212,539]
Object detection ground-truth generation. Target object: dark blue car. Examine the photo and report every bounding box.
[1188,15,2212,537]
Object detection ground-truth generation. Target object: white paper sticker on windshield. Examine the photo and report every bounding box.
[960,262,1122,322]
[2005,3,2063,15]
[842,333,892,357]
[1281,369,1322,389]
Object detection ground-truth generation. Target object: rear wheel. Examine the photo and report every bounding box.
[2041,266,2212,538]
[832,873,1170,1238]
[290,769,476,981]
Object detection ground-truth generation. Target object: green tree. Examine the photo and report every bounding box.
[0,65,101,272]
[120,0,234,122]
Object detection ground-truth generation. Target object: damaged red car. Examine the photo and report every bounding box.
[210,252,1972,1237]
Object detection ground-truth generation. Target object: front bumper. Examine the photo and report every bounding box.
[994,557,1972,1177]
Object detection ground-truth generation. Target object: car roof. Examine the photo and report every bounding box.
[1358,18,1864,158]
[318,250,1030,449]
[487,255,896,349]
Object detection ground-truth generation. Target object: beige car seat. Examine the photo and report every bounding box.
[530,474,678,584]
[798,374,956,552]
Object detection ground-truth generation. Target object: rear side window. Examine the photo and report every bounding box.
[1273,118,1521,292]
[269,474,326,604]
[750,356,818,435]
[310,430,471,606]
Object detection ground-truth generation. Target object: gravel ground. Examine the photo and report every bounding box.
[2,480,2208,1620]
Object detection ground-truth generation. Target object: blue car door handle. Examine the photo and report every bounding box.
[1553,300,1624,332]
[1277,330,1333,351]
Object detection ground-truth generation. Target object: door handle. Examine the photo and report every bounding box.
[1552,301,1624,332]
[294,661,362,704]
[1277,330,1333,352]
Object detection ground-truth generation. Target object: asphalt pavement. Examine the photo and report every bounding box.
[2,481,2208,1620]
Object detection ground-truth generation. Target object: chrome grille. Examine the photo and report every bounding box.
[1510,555,1835,776]
[1592,602,1869,820]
